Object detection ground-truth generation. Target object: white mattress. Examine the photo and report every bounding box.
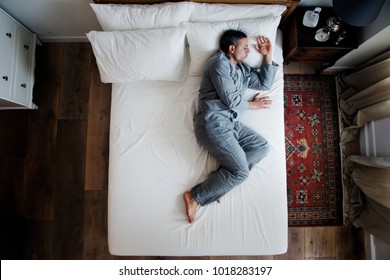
[107,32,287,256]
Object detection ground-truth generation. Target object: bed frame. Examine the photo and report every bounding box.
[92,0,300,26]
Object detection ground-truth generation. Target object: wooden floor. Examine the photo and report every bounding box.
[0,43,365,260]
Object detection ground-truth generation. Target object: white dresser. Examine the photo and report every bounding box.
[0,8,37,109]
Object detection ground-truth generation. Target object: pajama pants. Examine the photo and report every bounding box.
[191,120,270,206]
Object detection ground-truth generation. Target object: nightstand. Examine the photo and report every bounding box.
[283,7,358,67]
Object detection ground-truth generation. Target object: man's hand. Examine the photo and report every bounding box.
[248,93,272,110]
[254,36,273,65]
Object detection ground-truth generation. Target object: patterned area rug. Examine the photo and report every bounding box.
[284,75,343,226]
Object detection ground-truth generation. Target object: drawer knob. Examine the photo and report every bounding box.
[21,83,27,88]
[24,45,29,50]
[6,32,12,38]
[2,76,8,81]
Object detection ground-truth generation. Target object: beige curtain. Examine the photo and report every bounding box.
[338,50,390,243]
[338,52,390,144]
[344,156,390,244]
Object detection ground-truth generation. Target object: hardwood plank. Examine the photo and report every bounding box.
[83,190,120,259]
[336,225,365,260]
[0,111,29,158]
[0,217,26,259]
[306,257,336,260]
[300,63,320,75]
[120,256,160,260]
[53,120,87,259]
[0,158,25,218]
[275,227,305,260]
[26,43,63,159]
[283,63,321,75]
[304,226,337,259]
[23,158,57,221]
[283,63,302,75]
[0,158,26,259]
[58,43,92,120]
[85,58,111,191]
[23,220,53,259]
[23,43,64,221]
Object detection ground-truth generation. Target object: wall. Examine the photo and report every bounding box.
[1,0,388,44]
[0,0,332,42]
[360,0,390,43]
[360,117,390,260]
[298,0,331,7]
[0,0,101,42]
[325,0,390,71]
[325,25,390,71]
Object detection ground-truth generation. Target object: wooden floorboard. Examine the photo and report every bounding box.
[26,43,63,160]
[0,111,29,158]
[0,158,25,218]
[0,112,28,259]
[336,224,366,259]
[304,227,337,259]
[0,44,366,260]
[85,59,111,191]
[23,220,53,260]
[275,227,305,260]
[53,120,87,259]
[82,190,117,259]
[23,43,63,221]
[58,43,92,120]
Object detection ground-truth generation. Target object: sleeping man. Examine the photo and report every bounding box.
[184,29,279,223]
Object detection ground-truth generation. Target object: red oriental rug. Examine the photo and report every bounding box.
[284,75,343,226]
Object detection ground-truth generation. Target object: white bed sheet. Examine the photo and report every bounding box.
[108,31,287,256]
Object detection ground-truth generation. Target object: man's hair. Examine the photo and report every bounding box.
[219,29,248,54]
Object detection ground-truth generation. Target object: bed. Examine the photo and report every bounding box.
[88,0,299,256]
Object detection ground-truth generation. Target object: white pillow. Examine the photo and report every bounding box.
[190,3,286,22]
[90,2,194,31]
[185,17,281,76]
[87,28,188,83]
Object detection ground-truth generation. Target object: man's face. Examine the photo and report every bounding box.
[230,37,249,64]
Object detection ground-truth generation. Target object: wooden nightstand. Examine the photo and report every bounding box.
[283,7,358,67]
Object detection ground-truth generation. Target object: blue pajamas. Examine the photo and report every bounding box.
[192,50,278,206]
[192,121,270,205]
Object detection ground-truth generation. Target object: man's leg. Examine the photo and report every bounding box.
[235,122,270,170]
[191,124,249,206]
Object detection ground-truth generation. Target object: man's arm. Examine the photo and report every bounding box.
[247,36,279,91]
[255,36,273,65]
[248,61,279,90]
[247,36,277,110]
[248,93,272,110]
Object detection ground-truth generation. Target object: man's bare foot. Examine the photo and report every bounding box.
[183,191,198,223]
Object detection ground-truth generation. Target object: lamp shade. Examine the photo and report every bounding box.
[332,0,386,26]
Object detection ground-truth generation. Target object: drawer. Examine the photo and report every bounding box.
[13,27,35,106]
[0,12,17,99]
[0,7,37,109]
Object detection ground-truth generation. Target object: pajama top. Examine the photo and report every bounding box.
[194,50,279,128]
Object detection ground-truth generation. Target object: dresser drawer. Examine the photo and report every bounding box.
[0,8,37,110]
[0,12,17,100]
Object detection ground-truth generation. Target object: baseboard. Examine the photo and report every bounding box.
[39,36,89,43]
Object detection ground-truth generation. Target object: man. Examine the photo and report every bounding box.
[184,30,279,223]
